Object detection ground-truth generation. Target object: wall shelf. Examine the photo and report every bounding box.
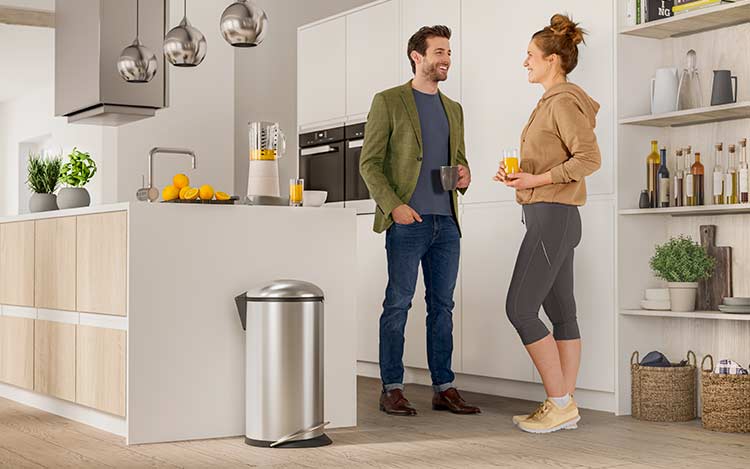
[620,0,750,39]
[619,204,750,216]
[620,309,750,321]
[619,101,750,127]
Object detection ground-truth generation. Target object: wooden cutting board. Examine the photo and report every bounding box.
[697,225,732,311]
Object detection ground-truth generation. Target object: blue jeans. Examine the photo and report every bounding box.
[380,215,460,393]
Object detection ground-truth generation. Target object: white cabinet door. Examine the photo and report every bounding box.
[530,199,615,393]
[356,214,462,373]
[461,202,533,382]
[346,0,401,119]
[460,0,614,204]
[401,0,461,101]
[298,17,346,127]
[356,215,387,363]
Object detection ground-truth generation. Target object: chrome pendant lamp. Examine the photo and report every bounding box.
[117,0,158,83]
[220,0,268,48]
[164,0,207,67]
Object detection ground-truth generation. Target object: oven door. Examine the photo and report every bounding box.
[299,143,345,203]
[345,139,371,202]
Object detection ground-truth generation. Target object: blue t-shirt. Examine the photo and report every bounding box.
[409,89,452,216]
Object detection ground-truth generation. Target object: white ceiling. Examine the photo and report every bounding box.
[0,1,54,104]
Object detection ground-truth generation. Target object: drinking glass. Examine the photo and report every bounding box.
[504,148,520,175]
[289,178,304,206]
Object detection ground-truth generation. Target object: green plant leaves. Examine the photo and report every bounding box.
[26,152,62,194]
[649,235,715,283]
[59,147,97,188]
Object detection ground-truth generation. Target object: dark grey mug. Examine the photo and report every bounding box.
[710,70,737,106]
[440,166,460,191]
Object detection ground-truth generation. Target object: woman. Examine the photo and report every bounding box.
[494,14,601,434]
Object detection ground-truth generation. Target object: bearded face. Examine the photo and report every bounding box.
[415,36,451,82]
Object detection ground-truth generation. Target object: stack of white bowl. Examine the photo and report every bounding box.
[641,288,670,311]
[718,297,750,314]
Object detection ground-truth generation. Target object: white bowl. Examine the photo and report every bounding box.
[645,288,670,301]
[641,299,670,311]
[303,190,328,207]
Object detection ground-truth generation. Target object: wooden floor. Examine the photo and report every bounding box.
[0,377,747,468]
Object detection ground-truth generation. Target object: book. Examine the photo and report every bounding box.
[673,0,733,14]
[645,0,675,21]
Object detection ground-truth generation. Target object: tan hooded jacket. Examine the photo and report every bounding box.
[517,82,601,206]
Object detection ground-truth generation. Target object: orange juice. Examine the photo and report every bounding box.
[289,179,304,206]
[504,156,520,174]
[250,149,277,161]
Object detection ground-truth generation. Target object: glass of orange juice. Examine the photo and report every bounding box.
[504,148,520,175]
[289,178,304,206]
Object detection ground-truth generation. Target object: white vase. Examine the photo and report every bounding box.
[668,282,698,312]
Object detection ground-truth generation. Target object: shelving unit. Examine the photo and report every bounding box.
[620,309,750,321]
[620,0,750,39]
[615,0,750,417]
[619,101,750,127]
[619,204,750,216]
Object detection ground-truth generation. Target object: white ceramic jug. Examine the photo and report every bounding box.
[651,67,679,115]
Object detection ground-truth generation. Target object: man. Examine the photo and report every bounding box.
[360,25,479,416]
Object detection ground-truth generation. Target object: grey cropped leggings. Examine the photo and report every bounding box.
[506,202,582,345]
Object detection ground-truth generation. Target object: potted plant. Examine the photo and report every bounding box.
[58,147,97,209]
[26,152,62,213]
[650,235,715,312]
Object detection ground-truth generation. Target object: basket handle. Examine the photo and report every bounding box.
[686,350,696,366]
[701,354,714,372]
[631,351,639,366]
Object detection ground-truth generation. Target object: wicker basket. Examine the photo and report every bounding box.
[700,355,750,433]
[631,350,697,422]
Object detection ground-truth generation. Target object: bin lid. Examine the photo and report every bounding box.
[245,279,324,302]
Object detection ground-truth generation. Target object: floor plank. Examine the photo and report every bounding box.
[0,376,747,469]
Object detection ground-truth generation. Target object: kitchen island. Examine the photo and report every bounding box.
[0,202,357,444]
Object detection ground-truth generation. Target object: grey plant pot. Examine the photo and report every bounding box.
[29,193,58,213]
[57,187,91,210]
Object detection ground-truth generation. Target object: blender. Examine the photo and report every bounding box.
[246,121,286,202]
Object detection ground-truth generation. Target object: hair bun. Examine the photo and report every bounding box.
[549,14,585,45]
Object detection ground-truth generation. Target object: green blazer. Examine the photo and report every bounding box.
[359,80,469,234]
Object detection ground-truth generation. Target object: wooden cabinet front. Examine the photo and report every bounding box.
[76,325,126,416]
[0,221,35,307]
[35,217,77,311]
[34,320,76,401]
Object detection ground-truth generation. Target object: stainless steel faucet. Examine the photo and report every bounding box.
[136,147,198,202]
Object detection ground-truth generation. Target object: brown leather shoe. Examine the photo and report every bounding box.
[379,389,417,416]
[432,388,481,414]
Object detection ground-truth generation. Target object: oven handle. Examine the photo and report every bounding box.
[348,139,364,149]
[300,145,340,156]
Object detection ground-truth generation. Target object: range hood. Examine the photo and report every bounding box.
[55,0,168,126]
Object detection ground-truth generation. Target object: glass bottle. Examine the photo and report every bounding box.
[673,148,684,207]
[691,151,705,206]
[646,140,660,208]
[726,144,738,205]
[685,146,696,206]
[657,147,670,208]
[712,143,724,205]
[740,138,749,204]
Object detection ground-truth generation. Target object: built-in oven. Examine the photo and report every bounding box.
[344,123,370,202]
[299,123,373,211]
[299,126,346,203]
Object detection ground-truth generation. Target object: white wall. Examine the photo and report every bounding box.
[117,0,235,201]
[234,0,373,198]
[0,87,116,215]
